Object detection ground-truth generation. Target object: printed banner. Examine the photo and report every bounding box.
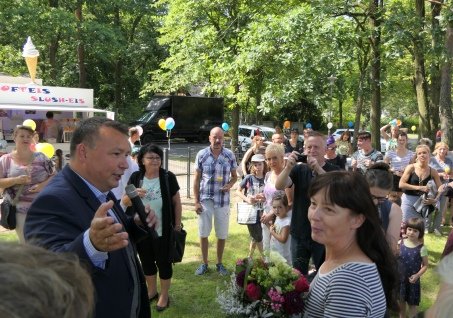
[0,83,94,108]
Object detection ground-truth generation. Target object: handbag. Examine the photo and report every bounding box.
[237,202,258,225]
[1,184,25,230]
[1,200,17,230]
[413,194,435,218]
[164,172,187,263]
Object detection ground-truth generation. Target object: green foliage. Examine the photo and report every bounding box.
[0,0,449,135]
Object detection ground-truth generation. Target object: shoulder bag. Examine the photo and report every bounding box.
[237,202,258,225]
[164,172,187,263]
[0,185,25,230]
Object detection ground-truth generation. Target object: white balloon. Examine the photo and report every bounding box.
[327,122,333,129]
[135,125,143,136]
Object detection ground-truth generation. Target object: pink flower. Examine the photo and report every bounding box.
[245,283,261,301]
[293,276,309,293]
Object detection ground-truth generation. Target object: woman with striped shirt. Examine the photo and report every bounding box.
[384,131,414,202]
[303,171,398,317]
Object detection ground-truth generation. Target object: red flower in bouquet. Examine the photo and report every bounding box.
[293,275,310,293]
[245,282,261,301]
[236,270,246,287]
[282,290,305,314]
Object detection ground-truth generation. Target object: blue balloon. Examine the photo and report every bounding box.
[348,121,353,128]
[221,122,229,132]
[306,123,312,129]
[165,117,175,130]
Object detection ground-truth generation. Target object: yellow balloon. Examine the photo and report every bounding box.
[283,120,291,129]
[23,119,36,131]
[158,118,166,131]
[35,143,55,158]
[411,125,416,132]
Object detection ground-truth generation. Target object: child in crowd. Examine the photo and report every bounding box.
[236,154,267,259]
[269,191,291,264]
[399,217,429,318]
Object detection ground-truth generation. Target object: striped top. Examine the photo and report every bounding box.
[303,262,386,318]
[385,149,414,173]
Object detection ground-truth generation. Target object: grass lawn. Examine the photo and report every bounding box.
[0,208,448,317]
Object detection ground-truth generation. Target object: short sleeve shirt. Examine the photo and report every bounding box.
[351,148,384,174]
[289,162,340,239]
[195,146,237,207]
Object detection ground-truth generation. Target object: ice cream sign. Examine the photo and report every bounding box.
[0,36,94,108]
[0,84,94,108]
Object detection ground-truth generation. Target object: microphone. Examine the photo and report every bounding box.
[125,184,158,239]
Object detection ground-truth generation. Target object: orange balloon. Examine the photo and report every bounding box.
[283,120,291,129]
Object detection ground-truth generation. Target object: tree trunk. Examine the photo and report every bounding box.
[414,0,431,139]
[114,7,122,114]
[369,0,382,151]
[429,1,442,133]
[439,24,453,146]
[231,85,240,152]
[75,1,86,88]
[353,72,366,151]
[48,0,59,83]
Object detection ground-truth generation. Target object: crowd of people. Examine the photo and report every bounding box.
[1,117,453,317]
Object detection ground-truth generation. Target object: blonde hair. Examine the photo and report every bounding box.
[265,143,285,158]
[433,142,449,155]
[416,144,431,156]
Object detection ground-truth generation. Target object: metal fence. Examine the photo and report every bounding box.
[162,147,196,199]
[162,146,243,199]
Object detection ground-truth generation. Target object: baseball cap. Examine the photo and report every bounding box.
[251,154,265,162]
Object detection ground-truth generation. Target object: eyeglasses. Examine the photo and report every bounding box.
[144,156,161,161]
[371,195,387,203]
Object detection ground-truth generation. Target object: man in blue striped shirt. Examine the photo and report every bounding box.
[193,127,237,276]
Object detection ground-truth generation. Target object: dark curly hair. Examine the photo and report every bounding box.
[308,171,399,312]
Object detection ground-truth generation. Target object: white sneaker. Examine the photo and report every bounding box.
[434,229,442,236]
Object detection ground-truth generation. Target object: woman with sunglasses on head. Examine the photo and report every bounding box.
[0,125,55,242]
[365,163,403,254]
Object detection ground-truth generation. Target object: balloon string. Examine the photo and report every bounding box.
[167,129,171,150]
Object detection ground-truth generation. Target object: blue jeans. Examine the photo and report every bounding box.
[290,236,325,275]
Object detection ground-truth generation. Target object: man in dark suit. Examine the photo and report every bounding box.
[24,117,156,318]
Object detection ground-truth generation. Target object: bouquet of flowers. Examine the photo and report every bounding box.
[217,253,309,317]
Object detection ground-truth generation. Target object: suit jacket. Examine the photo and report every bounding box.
[24,165,151,318]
